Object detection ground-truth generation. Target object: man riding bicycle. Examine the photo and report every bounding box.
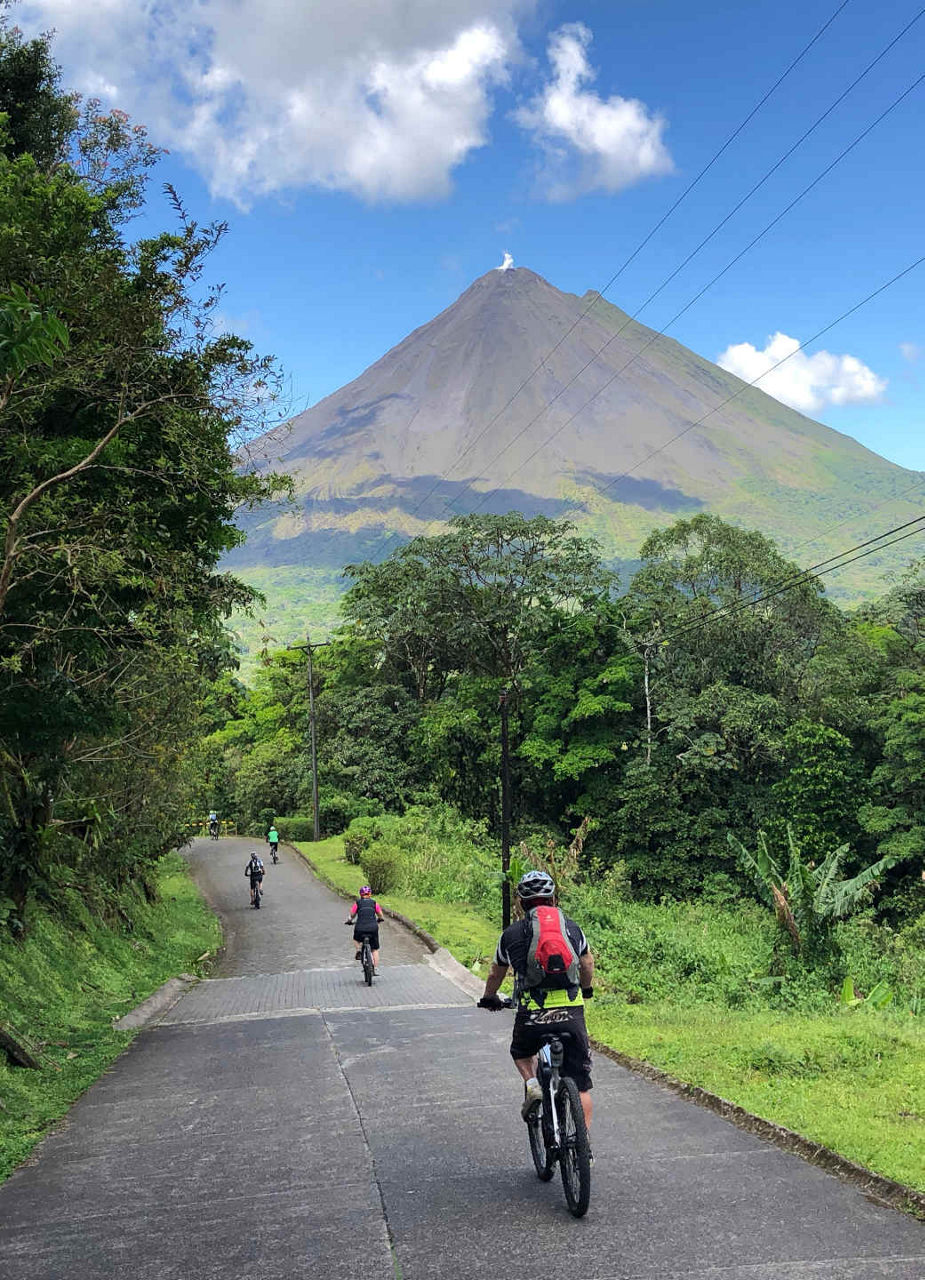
[345,886,384,974]
[245,851,265,905]
[208,810,219,838]
[266,825,279,860]
[478,870,595,1133]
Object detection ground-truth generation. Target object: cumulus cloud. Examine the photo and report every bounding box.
[19,1,525,205]
[717,332,887,414]
[514,23,672,201]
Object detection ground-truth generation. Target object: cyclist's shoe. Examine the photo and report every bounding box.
[521,1080,543,1119]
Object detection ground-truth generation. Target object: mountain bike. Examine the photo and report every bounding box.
[209,822,219,841]
[269,843,279,864]
[482,997,592,1218]
[251,878,262,909]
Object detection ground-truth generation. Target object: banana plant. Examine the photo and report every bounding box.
[839,977,893,1010]
[729,826,895,958]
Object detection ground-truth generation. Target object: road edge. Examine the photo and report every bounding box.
[113,974,199,1030]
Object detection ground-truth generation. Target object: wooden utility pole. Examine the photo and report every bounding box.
[289,633,330,841]
[499,686,512,928]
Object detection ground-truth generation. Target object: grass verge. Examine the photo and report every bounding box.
[297,835,924,1196]
[0,851,221,1183]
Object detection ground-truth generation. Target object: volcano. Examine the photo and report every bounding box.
[228,266,922,645]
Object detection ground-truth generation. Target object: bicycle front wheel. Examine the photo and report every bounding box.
[556,1077,591,1217]
[527,1106,554,1181]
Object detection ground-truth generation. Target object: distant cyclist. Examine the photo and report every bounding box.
[478,870,595,1132]
[345,886,384,974]
[245,851,265,906]
[266,824,279,862]
[208,810,219,839]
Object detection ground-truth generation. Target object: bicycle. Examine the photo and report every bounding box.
[487,998,592,1218]
[358,934,374,986]
[251,879,262,909]
[269,843,279,864]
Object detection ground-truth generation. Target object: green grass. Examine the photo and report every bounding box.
[297,831,924,1194]
[0,853,221,1182]
[588,1001,925,1193]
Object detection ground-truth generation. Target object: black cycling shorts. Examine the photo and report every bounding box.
[248,873,264,885]
[510,1005,592,1092]
[354,928,380,950]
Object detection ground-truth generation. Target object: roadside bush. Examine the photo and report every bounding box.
[360,845,402,895]
[272,816,313,841]
[344,816,387,864]
[319,788,384,837]
[344,804,498,913]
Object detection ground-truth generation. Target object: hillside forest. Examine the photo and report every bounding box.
[199,510,925,998]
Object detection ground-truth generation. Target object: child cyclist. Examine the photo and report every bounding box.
[345,886,384,974]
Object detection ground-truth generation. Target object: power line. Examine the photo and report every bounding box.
[361,0,856,564]
[662,516,925,644]
[464,69,924,518]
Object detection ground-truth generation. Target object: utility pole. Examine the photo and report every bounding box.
[288,633,330,841]
[499,686,511,928]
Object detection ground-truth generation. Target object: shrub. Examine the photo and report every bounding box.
[344,816,384,865]
[319,789,383,837]
[275,816,315,842]
[361,845,402,895]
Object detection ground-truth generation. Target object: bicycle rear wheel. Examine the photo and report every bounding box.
[556,1077,591,1217]
[527,1106,554,1181]
[362,943,373,986]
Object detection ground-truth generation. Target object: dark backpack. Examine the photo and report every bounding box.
[523,906,581,996]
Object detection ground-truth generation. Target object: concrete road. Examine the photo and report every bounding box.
[0,838,922,1279]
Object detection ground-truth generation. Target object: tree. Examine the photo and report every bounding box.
[0,17,283,924]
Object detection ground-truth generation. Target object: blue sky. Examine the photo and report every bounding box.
[20,0,925,470]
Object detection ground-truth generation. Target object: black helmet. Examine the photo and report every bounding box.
[516,870,555,902]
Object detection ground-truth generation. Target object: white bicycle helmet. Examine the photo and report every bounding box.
[516,870,555,901]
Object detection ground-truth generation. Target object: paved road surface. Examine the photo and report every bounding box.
[0,837,922,1279]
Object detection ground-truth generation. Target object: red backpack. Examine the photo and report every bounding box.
[524,906,581,998]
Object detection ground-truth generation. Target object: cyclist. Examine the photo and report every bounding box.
[345,885,384,974]
[208,810,219,838]
[266,824,279,862]
[478,870,595,1132]
[245,851,265,906]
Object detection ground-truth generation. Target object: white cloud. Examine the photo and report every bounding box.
[900,342,921,363]
[717,332,887,414]
[19,1,526,205]
[514,23,672,201]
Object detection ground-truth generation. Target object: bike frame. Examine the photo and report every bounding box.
[537,1039,564,1150]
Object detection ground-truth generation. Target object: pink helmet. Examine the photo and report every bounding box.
[359,885,372,897]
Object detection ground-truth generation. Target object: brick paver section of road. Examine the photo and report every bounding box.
[0,836,922,1279]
